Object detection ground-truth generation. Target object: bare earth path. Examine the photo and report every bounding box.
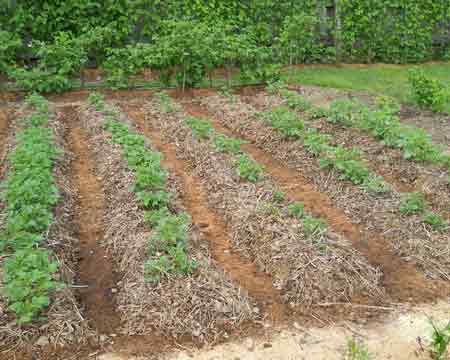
[64,106,121,334]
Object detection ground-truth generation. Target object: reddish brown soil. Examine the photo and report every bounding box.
[179,100,450,304]
[64,106,121,334]
[119,102,287,324]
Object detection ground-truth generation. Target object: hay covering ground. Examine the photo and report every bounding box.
[141,98,382,308]
[201,94,450,281]
[81,105,256,344]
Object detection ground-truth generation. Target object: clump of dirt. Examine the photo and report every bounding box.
[0,104,92,356]
[139,97,382,311]
[80,104,256,344]
[199,94,450,295]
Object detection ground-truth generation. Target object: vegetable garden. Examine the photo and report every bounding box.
[1,1,450,359]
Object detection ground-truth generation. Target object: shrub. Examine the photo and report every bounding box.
[408,68,449,112]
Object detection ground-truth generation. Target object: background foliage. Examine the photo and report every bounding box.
[0,0,449,91]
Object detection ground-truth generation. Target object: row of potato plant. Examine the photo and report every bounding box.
[268,85,449,232]
[183,113,329,239]
[0,94,61,323]
[328,97,450,168]
[88,93,196,283]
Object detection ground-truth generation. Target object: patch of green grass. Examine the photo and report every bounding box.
[287,62,450,112]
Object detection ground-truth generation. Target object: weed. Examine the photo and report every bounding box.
[272,190,286,203]
[236,154,264,183]
[303,215,327,237]
[423,212,448,232]
[185,117,214,140]
[213,134,245,155]
[430,320,450,360]
[345,338,372,360]
[399,192,426,215]
[288,202,305,219]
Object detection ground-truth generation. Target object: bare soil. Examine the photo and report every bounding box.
[64,106,121,334]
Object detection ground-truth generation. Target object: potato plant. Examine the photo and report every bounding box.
[1,94,61,323]
[89,94,196,282]
[328,98,450,167]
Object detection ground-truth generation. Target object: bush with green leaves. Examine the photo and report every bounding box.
[0,94,61,323]
[408,68,449,112]
[98,101,196,283]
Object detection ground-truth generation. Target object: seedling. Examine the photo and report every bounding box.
[345,338,372,360]
[303,215,327,237]
[155,91,177,113]
[430,320,450,360]
[213,134,245,155]
[88,92,105,111]
[236,154,264,183]
[262,107,305,139]
[185,117,214,140]
[399,192,426,215]
[423,212,448,232]
[288,202,305,219]
[272,190,286,203]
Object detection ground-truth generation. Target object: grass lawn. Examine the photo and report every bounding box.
[285,62,450,111]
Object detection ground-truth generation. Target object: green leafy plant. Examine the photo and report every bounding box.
[0,95,61,323]
[288,202,305,219]
[236,154,264,183]
[88,92,106,111]
[423,212,448,232]
[345,338,371,360]
[409,68,449,112]
[262,106,304,139]
[303,215,327,237]
[430,320,450,360]
[185,117,214,140]
[399,192,426,215]
[154,91,177,113]
[280,89,313,112]
[213,134,246,155]
[272,190,286,203]
[3,249,60,324]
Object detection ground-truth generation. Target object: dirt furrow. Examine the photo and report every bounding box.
[179,99,448,303]
[63,106,120,334]
[118,102,286,323]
